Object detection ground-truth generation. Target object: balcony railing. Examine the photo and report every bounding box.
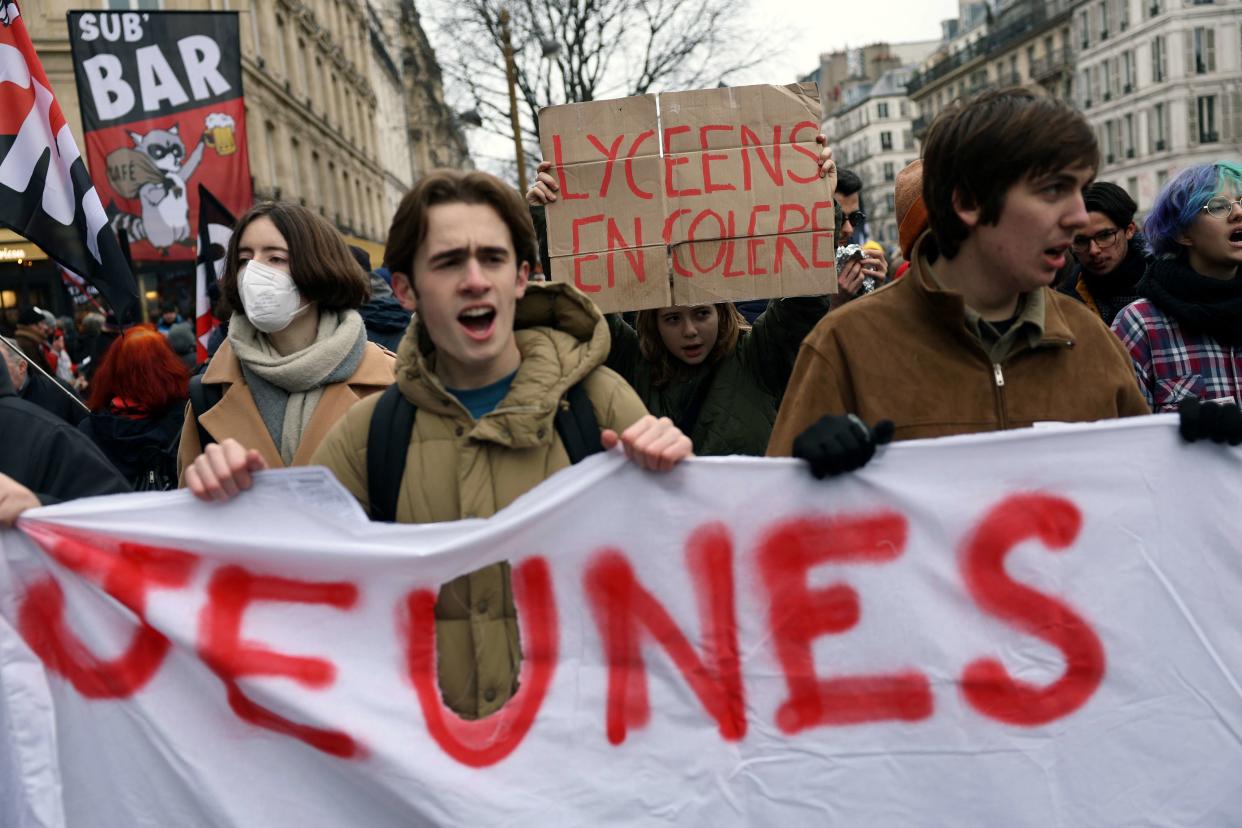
[907,0,1073,95]
[1031,48,1074,80]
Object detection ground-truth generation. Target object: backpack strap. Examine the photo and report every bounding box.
[554,380,603,464]
[367,384,417,522]
[188,373,223,451]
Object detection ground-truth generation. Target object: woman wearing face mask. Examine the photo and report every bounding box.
[178,202,396,477]
[1111,161,1242,412]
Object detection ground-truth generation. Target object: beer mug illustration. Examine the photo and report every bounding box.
[205,113,237,156]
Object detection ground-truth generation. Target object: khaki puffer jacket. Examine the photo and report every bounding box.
[312,282,648,719]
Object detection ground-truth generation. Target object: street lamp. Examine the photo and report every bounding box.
[498,9,527,194]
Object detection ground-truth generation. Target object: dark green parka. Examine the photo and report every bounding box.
[606,297,830,456]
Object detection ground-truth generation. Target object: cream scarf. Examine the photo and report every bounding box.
[228,309,366,463]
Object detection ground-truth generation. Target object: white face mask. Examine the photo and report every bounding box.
[239,259,308,333]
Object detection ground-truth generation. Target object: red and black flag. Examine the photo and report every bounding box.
[194,182,235,362]
[0,2,139,323]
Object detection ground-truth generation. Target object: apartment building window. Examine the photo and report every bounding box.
[1099,0,1109,39]
[1193,27,1215,74]
[1197,95,1218,142]
[289,138,302,203]
[1151,36,1166,82]
[1026,46,1036,76]
[1090,65,1102,104]
[1079,11,1090,48]
[886,194,896,213]
[1106,57,1119,100]
[881,131,893,150]
[274,15,288,79]
[1124,113,1135,157]
[877,102,889,119]
[296,39,310,98]
[1009,54,1018,81]
[1147,0,1162,18]
[264,121,279,193]
[1127,177,1139,203]
[311,151,323,214]
[1079,69,1091,106]
[1123,51,1135,93]
[1156,169,1168,191]
[1150,102,1168,151]
[883,161,895,182]
[1104,119,1117,163]
[903,129,914,150]
[899,101,908,117]
[1119,0,1129,29]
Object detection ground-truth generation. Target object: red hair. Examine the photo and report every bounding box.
[87,324,190,414]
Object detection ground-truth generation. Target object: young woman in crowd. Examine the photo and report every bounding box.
[1111,161,1242,412]
[78,325,188,489]
[526,139,837,455]
[600,298,830,456]
[179,202,395,479]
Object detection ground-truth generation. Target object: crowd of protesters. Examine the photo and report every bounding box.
[2,87,1240,718]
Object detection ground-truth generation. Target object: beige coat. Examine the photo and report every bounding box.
[178,339,395,476]
[311,282,649,719]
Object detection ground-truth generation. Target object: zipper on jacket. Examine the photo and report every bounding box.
[991,362,1009,429]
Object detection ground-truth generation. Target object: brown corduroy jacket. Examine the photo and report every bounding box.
[767,235,1151,454]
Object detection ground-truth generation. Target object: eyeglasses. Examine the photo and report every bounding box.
[1201,196,1242,219]
[845,210,866,227]
[1071,228,1121,252]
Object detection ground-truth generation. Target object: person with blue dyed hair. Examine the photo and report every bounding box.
[1111,160,1242,443]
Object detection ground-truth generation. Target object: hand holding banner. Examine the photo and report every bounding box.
[2,417,1241,826]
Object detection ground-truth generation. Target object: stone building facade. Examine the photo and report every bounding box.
[1072,0,1242,213]
[3,0,466,319]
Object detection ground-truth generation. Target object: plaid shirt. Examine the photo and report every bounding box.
[1111,299,1242,412]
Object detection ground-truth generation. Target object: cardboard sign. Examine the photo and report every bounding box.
[67,12,252,262]
[3,417,1242,827]
[539,84,835,312]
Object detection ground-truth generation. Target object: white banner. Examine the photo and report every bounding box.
[2,415,1241,827]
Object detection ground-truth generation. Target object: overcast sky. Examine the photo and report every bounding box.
[443,0,962,173]
[733,0,961,84]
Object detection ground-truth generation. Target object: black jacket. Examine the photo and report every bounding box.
[78,405,184,483]
[18,370,86,426]
[360,295,412,352]
[1058,236,1150,326]
[0,364,129,505]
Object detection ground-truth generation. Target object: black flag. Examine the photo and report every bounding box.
[0,4,140,323]
[194,183,236,361]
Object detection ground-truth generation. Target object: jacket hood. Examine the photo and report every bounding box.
[87,405,183,448]
[360,295,413,333]
[394,282,610,448]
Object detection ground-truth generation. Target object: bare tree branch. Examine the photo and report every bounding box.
[424,0,775,181]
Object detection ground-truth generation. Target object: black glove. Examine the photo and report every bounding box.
[1178,397,1242,446]
[792,414,896,479]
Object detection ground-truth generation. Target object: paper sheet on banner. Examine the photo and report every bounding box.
[2,415,1242,827]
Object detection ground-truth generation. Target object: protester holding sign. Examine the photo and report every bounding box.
[178,203,396,477]
[184,170,692,720]
[593,296,829,456]
[1110,161,1242,437]
[526,138,836,455]
[768,88,1152,475]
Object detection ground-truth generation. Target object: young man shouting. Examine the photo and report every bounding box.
[768,88,1151,474]
[186,170,692,718]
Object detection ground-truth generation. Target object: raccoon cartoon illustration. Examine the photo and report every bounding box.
[106,121,213,256]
